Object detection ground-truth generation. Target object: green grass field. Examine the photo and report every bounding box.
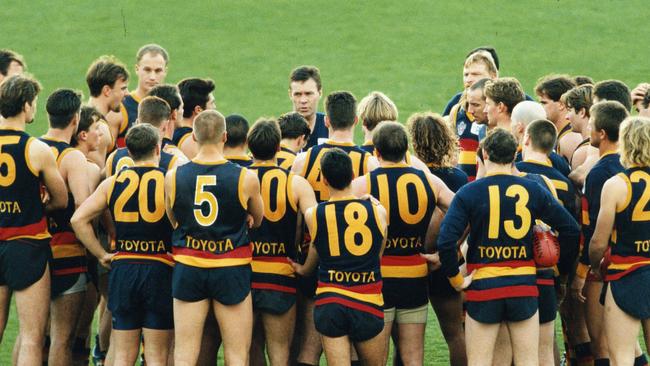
[2,0,650,364]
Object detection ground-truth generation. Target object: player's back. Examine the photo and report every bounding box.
[116,93,140,148]
[276,145,296,170]
[106,147,178,176]
[226,155,253,167]
[301,140,372,202]
[108,165,173,266]
[170,160,250,268]
[0,129,49,241]
[516,159,577,217]
[428,165,468,193]
[171,126,193,148]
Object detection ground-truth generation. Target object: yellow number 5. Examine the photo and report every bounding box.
[0,136,19,187]
[194,175,218,226]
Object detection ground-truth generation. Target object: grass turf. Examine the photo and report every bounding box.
[2,0,649,364]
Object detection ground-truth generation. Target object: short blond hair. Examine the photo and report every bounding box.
[357,91,398,132]
[619,116,650,167]
[193,110,225,144]
[463,52,498,78]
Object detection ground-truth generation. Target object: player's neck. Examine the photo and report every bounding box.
[88,97,109,116]
[303,112,316,127]
[280,139,298,153]
[328,186,354,200]
[223,146,247,157]
[328,129,354,143]
[0,116,26,131]
[484,161,513,175]
[133,157,157,167]
[554,117,569,131]
[180,117,194,128]
[134,86,148,100]
[363,130,373,143]
[523,150,548,163]
[598,140,617,156]
[495,116,512,131]
[44,128,73,144]
[379,159,405,167]
[75,142,92,156]
[253,157,277,165]
[195,144,225,162]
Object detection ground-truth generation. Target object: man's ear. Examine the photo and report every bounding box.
[578,108,588,119]
[324,116,331,128]
[102,85,112,97]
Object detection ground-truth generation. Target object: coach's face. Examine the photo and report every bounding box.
[463,62,491,89]
[467,88,488,124]
[289,78,321,120]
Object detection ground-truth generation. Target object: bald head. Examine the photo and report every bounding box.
[512,101,546,127]
[193,110,226,145]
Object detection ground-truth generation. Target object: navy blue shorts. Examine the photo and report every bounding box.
[314,302,384,342]
[252,289,296,315]
[108,261,173,330]
[611,268,650,320]
[383,277,428,309]
[466,296,538,324]
[172,263,251,305]
[0,238,50,291]
[428,268,458,298]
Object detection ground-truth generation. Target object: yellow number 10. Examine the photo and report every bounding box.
[488,184,531,240]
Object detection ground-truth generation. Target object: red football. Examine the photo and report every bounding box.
[533,224,560,267]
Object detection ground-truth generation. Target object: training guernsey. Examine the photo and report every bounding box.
[304,112,328,150]
[170,159,251,268]
[226,154,253,167]
[367,164,436,308]
[300,140,372,202]
[276,145,296,170]
[606,167,650,280]
[107,164,173,265]
[40,137,87,275]
[311,197,386,318]
[116,93,141,148]
[171,126,193,148]
[0,129,49,241]
[438,173,580,302]
[428,165,468,193]
[105,147,177,176]
[577,151,624,275]
[248,163,299,294]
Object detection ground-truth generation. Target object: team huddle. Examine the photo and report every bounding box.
[0,44,649,366]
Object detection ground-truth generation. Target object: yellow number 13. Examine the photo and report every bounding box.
[488,184,531,240]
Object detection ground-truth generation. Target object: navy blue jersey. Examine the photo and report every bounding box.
[170,160,251,268]
[171,126,193,148]
[515,150,570,178]
[226,155,253,167]
[105,147,177,176]
[428,165,469,193]
[162,137,175,151]
[516,159,577,219]
[108,165,173,266]
[304,112,328,150]
[368,164,435,281]
[361,140,374,155]
[438,173,579,302]
[579,152,625,266]
[607,167,650,280]
[300,140,372,202]
[248,163,299,294]
[40,137,87,275]
[276,145,296,170]
[0,129,49,241]
[117,93,140,148]
[311,197,386,318]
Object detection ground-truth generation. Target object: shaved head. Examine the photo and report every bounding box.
[193,110,226,144]
[512,101,546,127]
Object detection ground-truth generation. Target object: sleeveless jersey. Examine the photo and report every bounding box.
[0,129,49,241]
[248,163,299,294]
[428,165,468,193]
[312,197,386,318]
[361,140,374,154]
[107,165,173,265]
[276,145,296,170]
[226,155,253,167]
[305,112,328,150]
[515,150,571,178]
[606,167,650,280]
[367,164,435,280]
[438,174,580,302]
[171,160,251,268]
[556,122,573,159]
[516,159,577,219]
[162,137,175,151]
[40,137,87,275]
[105,147,177,176]
[301,140,372,202]
[116,93,140,148]
[171,126,193,148]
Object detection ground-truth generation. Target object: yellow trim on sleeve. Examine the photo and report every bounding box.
[287,172,298,213]
[448,273,464,289]
[24,137,39,176]
[238,168,248,209]
[617,173,632,213]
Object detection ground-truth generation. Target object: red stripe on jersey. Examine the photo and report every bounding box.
[317,280,382,295]
[172,243,252,259]
[0,217,49,241]
[251,282,297,294]
[50,231,78,246]
[381,254,426,266]
[52,267,88,276]
[467,260,535,271]
[315,296,384,318]
[253,256,291,263]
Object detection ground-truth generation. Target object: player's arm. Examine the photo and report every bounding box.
[87,121,113,169]
[569,151,598,189]
[570,146,588,170]
[70,177,115,268]
[180,136,199,160]
[62,150,92,208]
[104,110,122,148]
[292,175,317,215]
[168,147,190,167]
[436,192,472,291]
[30,139,68,211]
[350,175,368,198]
[374,203,388,257]
[559,132,583,162]
[291,152,307,176]
[291,207,319,276]
[164,168,178,228]
[244,169,264,228]
[428,173,454,212]
[366,155,380,172]
[589,176,626,277]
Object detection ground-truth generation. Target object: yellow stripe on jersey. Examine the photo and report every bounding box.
[113,254,174,267]
[251,260,295,276]
[472,266,536,280]
[172,255,252,268]
[550,179,568,192]
[238,168,248,209]
[24,137,39,177]
[617,172,633,213]
[458,150,477,165]
[316,286,384,306]
[287,172,298,212]
[119,104,129,134]
[52,244,86,258]
[169,168,177,209]
[381,263,428,278]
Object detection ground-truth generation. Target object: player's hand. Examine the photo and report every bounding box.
[288,258,306,276]
[99,252,115,270]
[631,83,650,110]
[40,184,50,205]
[570,275,586,303]
[246,214,254,228]
[420,253,441,271]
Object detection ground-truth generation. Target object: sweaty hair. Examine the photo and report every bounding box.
[373,122,408,163]
[357,91,398,132]
[125,123,159,161]
[469,77,490,92]
[511,101,546,126]
[72,106,103,147]
[247,118,281,161]
[178,78,215,118]
[593,80,632,112]
[573,75,594,86]
[463,52,498,77]
[466,46,499,70]
[590,101,629,142]
[136,44,169,65]
[325,91,357,130]
[482,128,518,164]
[193,110,225,144]
[484,77,525,114]
[289,66,322,90]
[321,148,353,190]
[534,75,575,102]
[138,96,171,128]
[526,119,557,154]
[562,84,594,116]
[407,112,458,167]
[0,49,25,76]
[225,114,249,148]
[0,74,41,118]
[85,56,129,98]
[46,88,82,129]
[619,117,650,168]
[148,84,182,111]
[278,112,310,140]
